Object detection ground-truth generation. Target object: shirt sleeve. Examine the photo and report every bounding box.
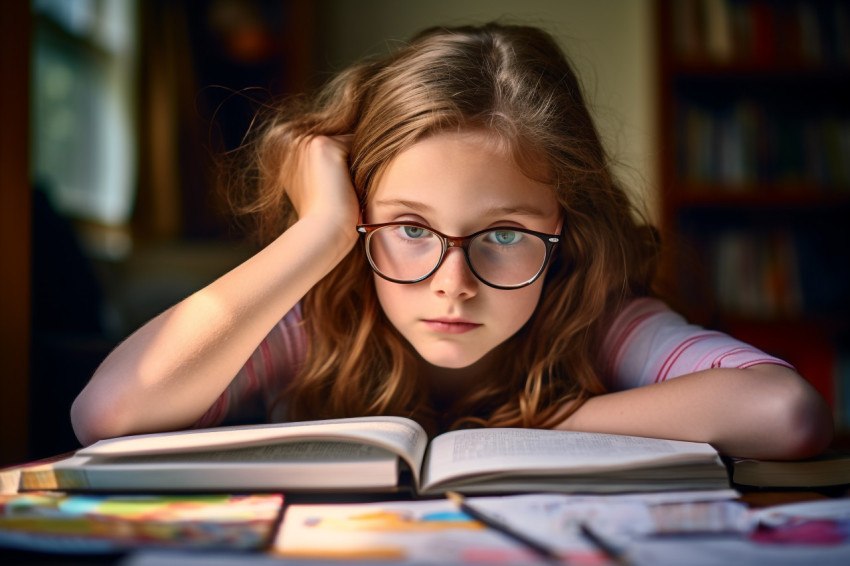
[193,303,307,428]
[599,297,794,391]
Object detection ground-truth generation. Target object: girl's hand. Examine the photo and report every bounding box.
[281,135,360,230]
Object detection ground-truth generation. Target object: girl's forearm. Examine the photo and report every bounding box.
[556,364,833,459]
[71,216,357,445]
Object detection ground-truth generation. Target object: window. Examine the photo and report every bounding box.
[31,0,137,255]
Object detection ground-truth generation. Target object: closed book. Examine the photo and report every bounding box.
[730,450,850,489]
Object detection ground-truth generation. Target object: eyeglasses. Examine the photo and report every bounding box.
[356,222,560,290]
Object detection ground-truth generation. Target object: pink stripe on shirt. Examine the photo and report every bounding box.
[655,332,722,383]
[600,298,793,391]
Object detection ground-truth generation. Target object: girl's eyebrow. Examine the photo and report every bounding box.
[372,198,550,218]
[372,198,433,213]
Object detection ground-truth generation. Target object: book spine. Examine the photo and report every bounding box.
[708,229,801,320]
[0,469,21,495]
[19,468,89,491]
[672,0,703,61]
[703,0,734,62]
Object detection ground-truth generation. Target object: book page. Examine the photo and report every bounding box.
[92,441,397,464]
[421,428,719,491]
[77,416,429,485]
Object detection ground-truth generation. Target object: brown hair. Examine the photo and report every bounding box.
[227,23,659,434]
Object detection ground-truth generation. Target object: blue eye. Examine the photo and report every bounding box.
[488,230,522,245]
[401,226,428,239]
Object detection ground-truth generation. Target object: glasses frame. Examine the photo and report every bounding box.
[356,222,561,290]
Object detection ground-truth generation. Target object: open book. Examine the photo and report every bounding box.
[19,416,729,494]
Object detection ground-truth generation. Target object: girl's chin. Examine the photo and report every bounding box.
[413,345,493,371]
[424,359,480,370]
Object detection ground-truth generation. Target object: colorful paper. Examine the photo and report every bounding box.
[0,492,283,553]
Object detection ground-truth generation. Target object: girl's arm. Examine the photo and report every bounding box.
[556,363,834,459]
[71,136,359,445]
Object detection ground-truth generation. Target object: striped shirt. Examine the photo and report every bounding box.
[598,297,792,391]
[194,298,791,427]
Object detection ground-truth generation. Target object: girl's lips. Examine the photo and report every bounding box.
[422,319,482,334]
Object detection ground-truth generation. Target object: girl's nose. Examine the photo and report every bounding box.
[429,248,478,299]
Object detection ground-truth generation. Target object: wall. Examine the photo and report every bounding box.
[318,0,658,220]
[0,1,32,466]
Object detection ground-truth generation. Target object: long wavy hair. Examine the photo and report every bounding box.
[226,22,659,435]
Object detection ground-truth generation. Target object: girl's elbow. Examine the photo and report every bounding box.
[70,390,128,446]
[765,373,834,459]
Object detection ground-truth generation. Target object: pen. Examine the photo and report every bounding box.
[445,491,563,562]
[579,521,631,566]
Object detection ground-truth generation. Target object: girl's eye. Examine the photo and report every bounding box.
[401,226,429,239]
[488,230,523,245]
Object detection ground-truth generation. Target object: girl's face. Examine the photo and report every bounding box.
[365,130,561,370]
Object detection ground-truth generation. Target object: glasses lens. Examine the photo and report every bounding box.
[367,225,443,281]
[469,229,547,287]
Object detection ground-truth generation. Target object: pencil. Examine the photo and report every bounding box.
[579,521,631,566]
[445,491,562,561]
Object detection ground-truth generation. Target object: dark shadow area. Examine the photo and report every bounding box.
[29,186,115,458]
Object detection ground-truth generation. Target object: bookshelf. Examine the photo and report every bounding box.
[656,0,850,431]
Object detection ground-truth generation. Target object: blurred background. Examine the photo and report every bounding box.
[0,0,847,465]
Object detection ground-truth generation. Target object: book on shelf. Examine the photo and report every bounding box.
[17,416,730,495]
[669,0,850,66]
[729,449,850,489]
[708,228,804,320]
[681,219,849,326]
[675,98,850,190]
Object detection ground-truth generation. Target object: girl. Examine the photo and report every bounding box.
[71,23,832,459]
